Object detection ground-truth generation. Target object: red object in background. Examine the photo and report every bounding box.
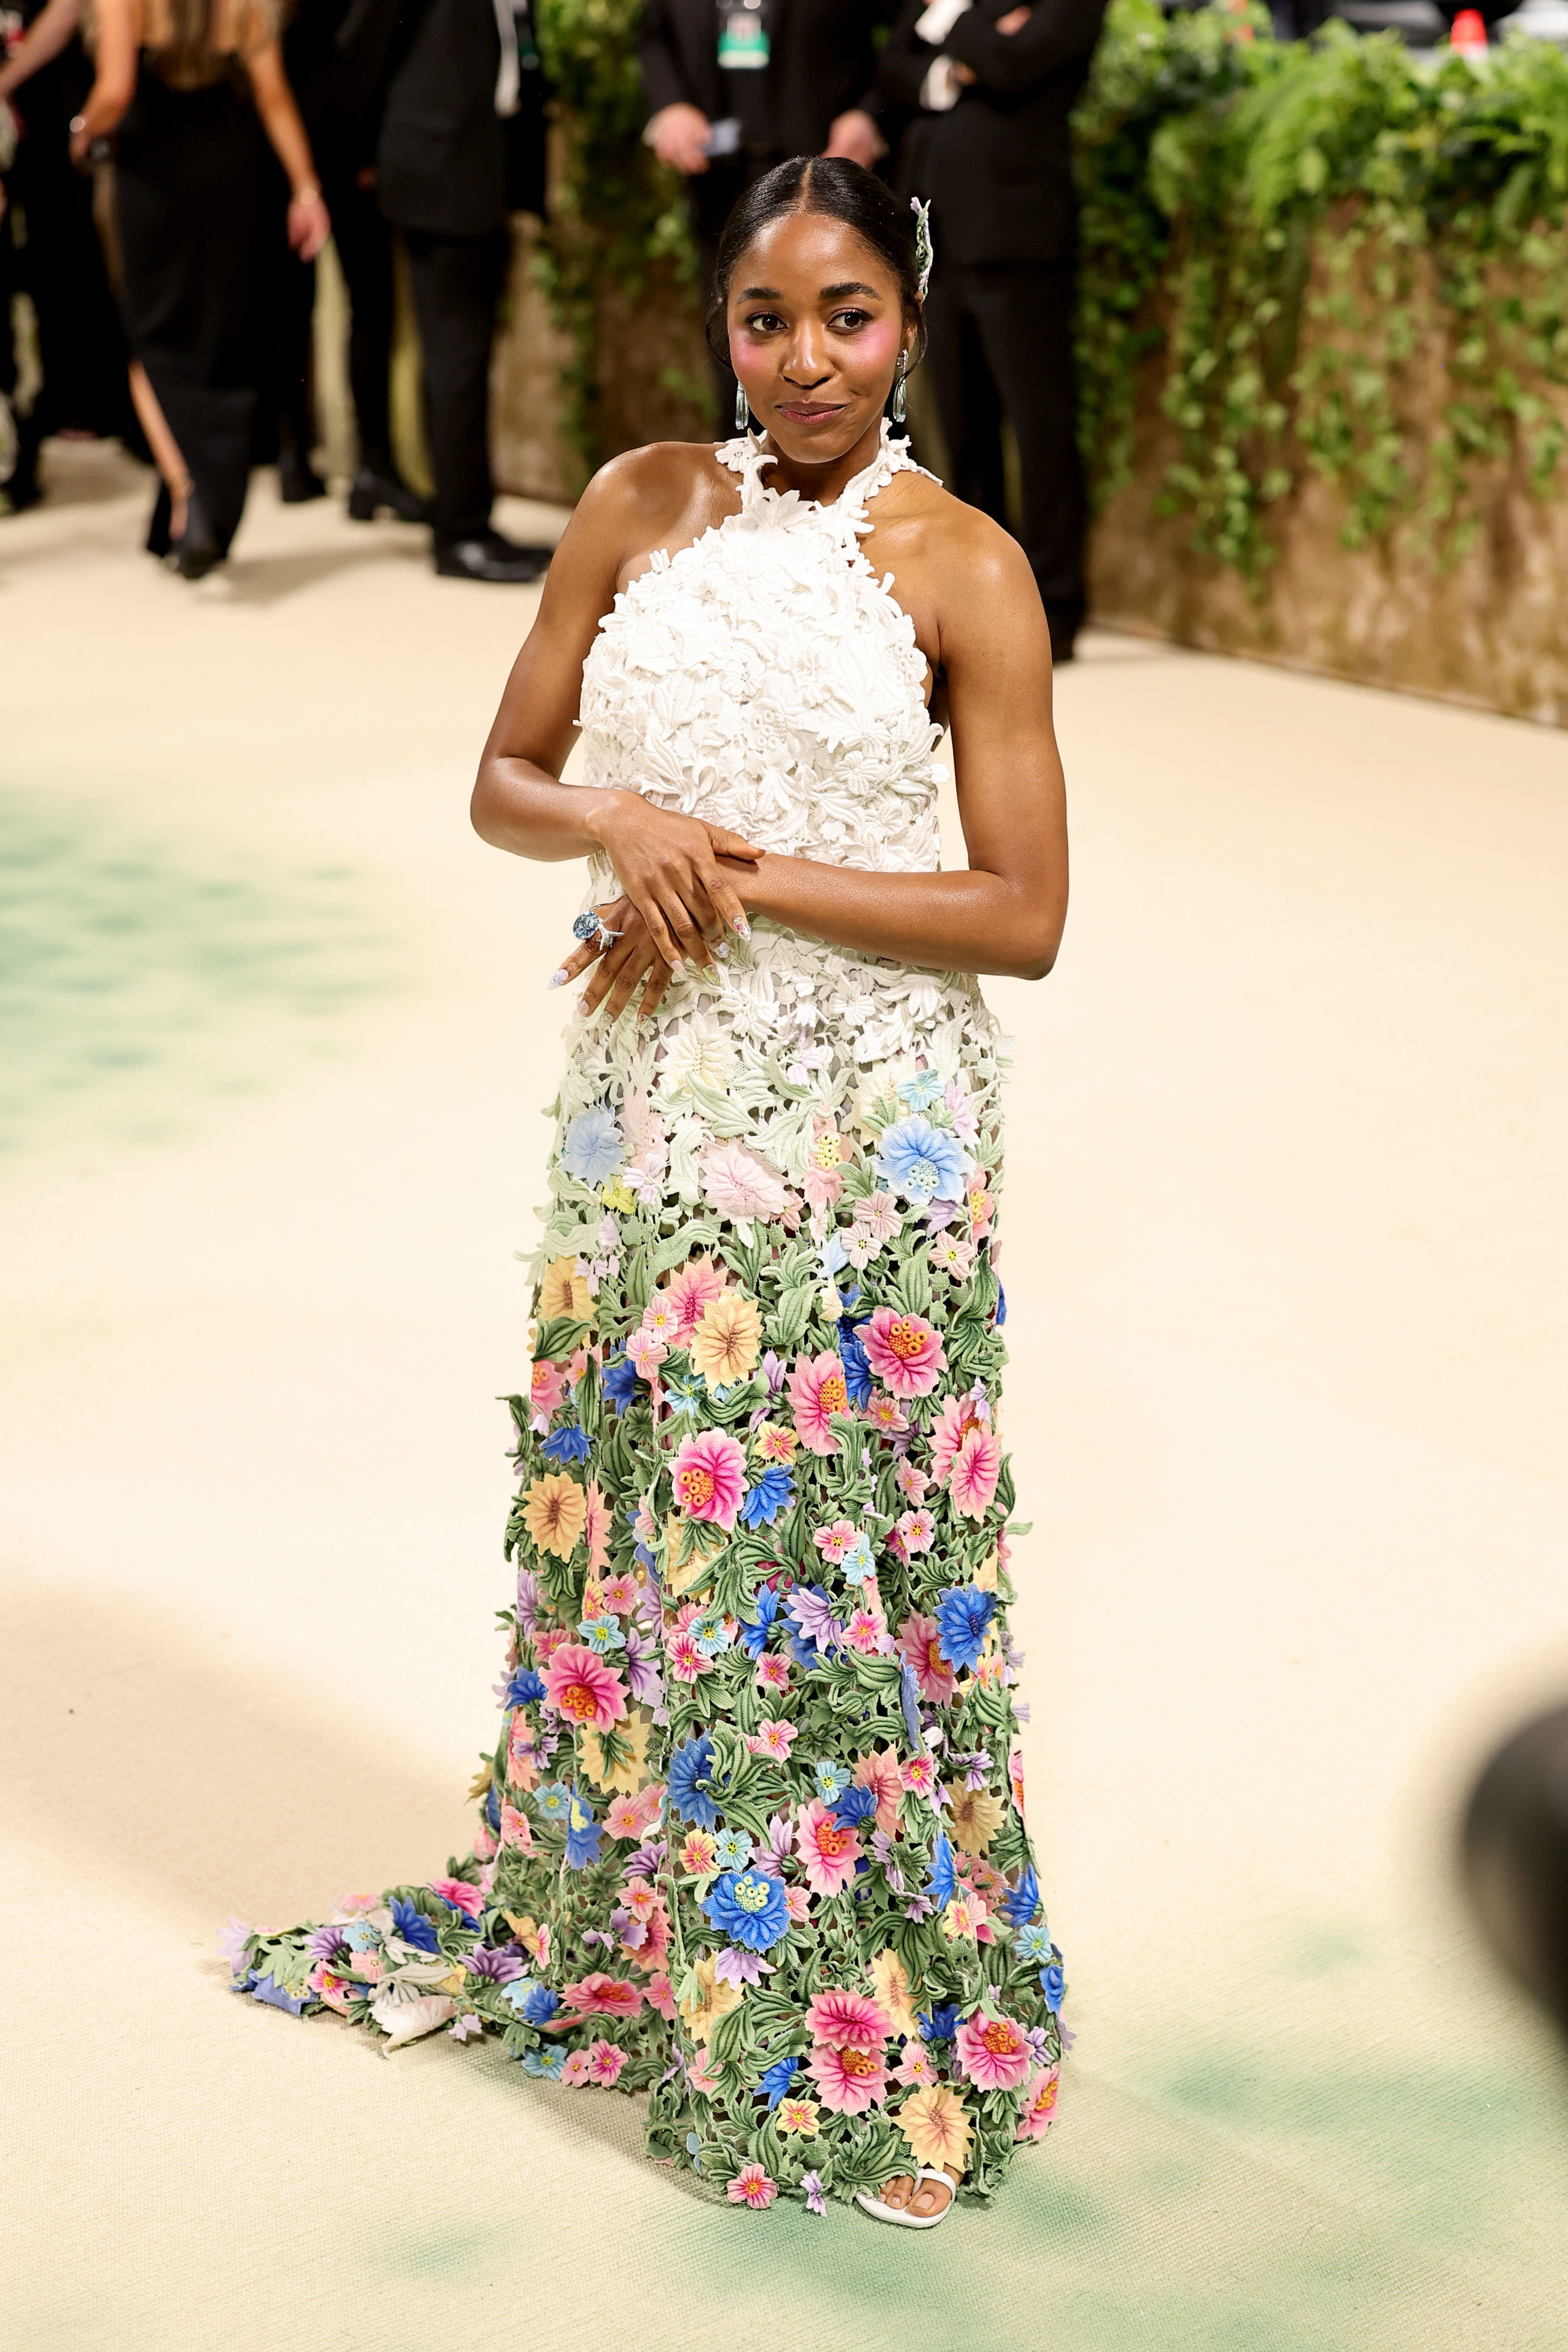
[1449,9,1489,50]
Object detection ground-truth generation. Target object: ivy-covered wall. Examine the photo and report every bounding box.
[490,0,1568,718]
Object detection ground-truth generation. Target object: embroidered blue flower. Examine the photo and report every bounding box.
[927,1831,956,1912]
[504,1667,545,1707]
[839,1320,873,1407]
[666,1732,720,1828]
[899,1659,923,1748]
[560,1105,623,1186]
[665,1375,704,1417]
[1040,1961,1066,2014]
[601,1353,639,1413]
[502,1978,560,2024]
[389,1897,441,1955]
[831,1783,878,1828]
[535,1781,573,1824]
[897,1068,945,1111]
[739,1583,781,1656]
[520,2045,566,2078]
[543,1424,591,1464]
[814,1760,851,1804]
[1016,1923,1053,1963]
[935,1583,995,1672]
[247,1971,308,2015]
[1002,1861,1040,1928]
[565,1786,602,1870]
[919,2001,960,2044]
[713,1828,753,1872]
[739,1465,795,1528]
[840,1532,874,1585]
[996,1282,1007,1326]
[875,1114,967,1205]
[688,1608,733,1658]
[757,2053,802,2108]
[700,1868,790,1952]
[579,1615,625,1653]
[485,1781,501,1835]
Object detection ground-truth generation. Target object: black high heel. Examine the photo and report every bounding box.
[173,488,221,580]
[347,459,431,525]
[145,479,172,557]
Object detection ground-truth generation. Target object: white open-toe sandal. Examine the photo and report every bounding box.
[854,2168,956,2228]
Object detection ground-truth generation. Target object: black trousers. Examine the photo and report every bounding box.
[923,259,1086,633]
[404,226,505,543]
[264,141,396,466]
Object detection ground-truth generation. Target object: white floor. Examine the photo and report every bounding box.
[4,441,1567,2352]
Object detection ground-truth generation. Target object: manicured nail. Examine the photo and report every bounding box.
[669,958,685,980]
[733,914,750,939]
[547,968,567,989]
[714,940,730,961]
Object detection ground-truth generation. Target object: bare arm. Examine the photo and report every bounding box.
[246,37,329,258]
[714,521,1067,981]
[472,453,764,978]
[67,0,136,156]
[0,0,81,101]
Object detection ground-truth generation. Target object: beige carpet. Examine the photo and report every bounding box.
[4,440,1567,2352]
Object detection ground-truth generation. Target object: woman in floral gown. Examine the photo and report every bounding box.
[234,158,1070,2228]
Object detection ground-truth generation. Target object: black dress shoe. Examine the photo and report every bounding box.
[434,529,551,583]
[1046,609,1081,665]
[145,480,172,557]
[348,463,432,525]
[278,453,328,504]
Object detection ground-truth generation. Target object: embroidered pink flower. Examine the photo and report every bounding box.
[700,1141,789,1220]
[687,2047,721,2096]
[894,1507,936,1556]
[864,1393,909,1435]
[670,1427,746,1528]
[756,1652,791,1693]
[599,1571,640,1615]
[853,1747,904,1838]
[897,1611,958,1705]
[625,1326,668,1377]
[806,1988,892,2049]
[748,1717,798,1763]
[785,1884,812,1924]
[429,1876,484,1921]
[560,2050,594,2086]
[845,1605,888,1653]
[894,1456,930,1504]
[806,2040,888,2115]
[530,1358,568,1419]
[647,1971,677,2020]
[621,1875,659,1926]
[1009,1746,1027,1819]
[665,1628,711,1683]
[861,1307,946,1399]
[803,1162,844,1216]
[853,1188,902,1246]
[1017,2064,1060,2141]
[726,2162,779,2209]
[787,1350,850,1456]
[795,1798,862,1897]
[639,1295,680,1349]
[586,2038,628,2086]
[813,1518,858,1564]
[560,1973,643,2019]
[950,1426,1002,1520]
[955,2010,1032,2090]
[499,1800,534,1852]
[664,1255,727,1345]
[680,1830,719,1877]
[583,1476,612,1573]
[543,1642,628,1730]
[895,2041,941,2089]
[606,1789,654,1840]
[929,1393,980,1483]
[966,1180,995,1238]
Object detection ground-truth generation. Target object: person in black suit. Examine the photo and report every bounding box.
[639,0,893,428]
[349,0,549,580]
[880,0,1107,661]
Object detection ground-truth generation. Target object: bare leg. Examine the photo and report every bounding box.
[128,361,192,539]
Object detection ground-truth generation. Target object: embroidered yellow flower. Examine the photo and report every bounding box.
[522,1471,587,1559]
[689,1291,762,1387]
[946,1782,1005,1856]
[868,1945,921,2040]
[898,2085,972,2174]
[677,1954,743,2041]
[778,2096,821,2135]
[540,1255,593,1324]
[600,1178,636,1214]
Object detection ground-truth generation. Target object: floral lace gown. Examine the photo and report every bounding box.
[236,423,1065,2214]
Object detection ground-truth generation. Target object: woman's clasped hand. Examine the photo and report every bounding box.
[553,802,763,1020]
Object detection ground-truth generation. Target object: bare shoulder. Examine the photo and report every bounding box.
[870,468,1043,652]
[577,439,735,535]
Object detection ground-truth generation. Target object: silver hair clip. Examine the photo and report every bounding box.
[910,197,935,298]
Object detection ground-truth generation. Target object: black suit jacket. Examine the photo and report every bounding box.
[339,0,546,236]
[879,0,1107,267]
[639,0,891,156]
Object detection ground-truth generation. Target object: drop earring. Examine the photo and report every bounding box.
[734,380,750,433]
[891,355,909,425]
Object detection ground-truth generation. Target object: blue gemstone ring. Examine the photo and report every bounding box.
[571,909,623,948]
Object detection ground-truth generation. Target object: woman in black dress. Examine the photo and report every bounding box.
[70,0,328,573]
